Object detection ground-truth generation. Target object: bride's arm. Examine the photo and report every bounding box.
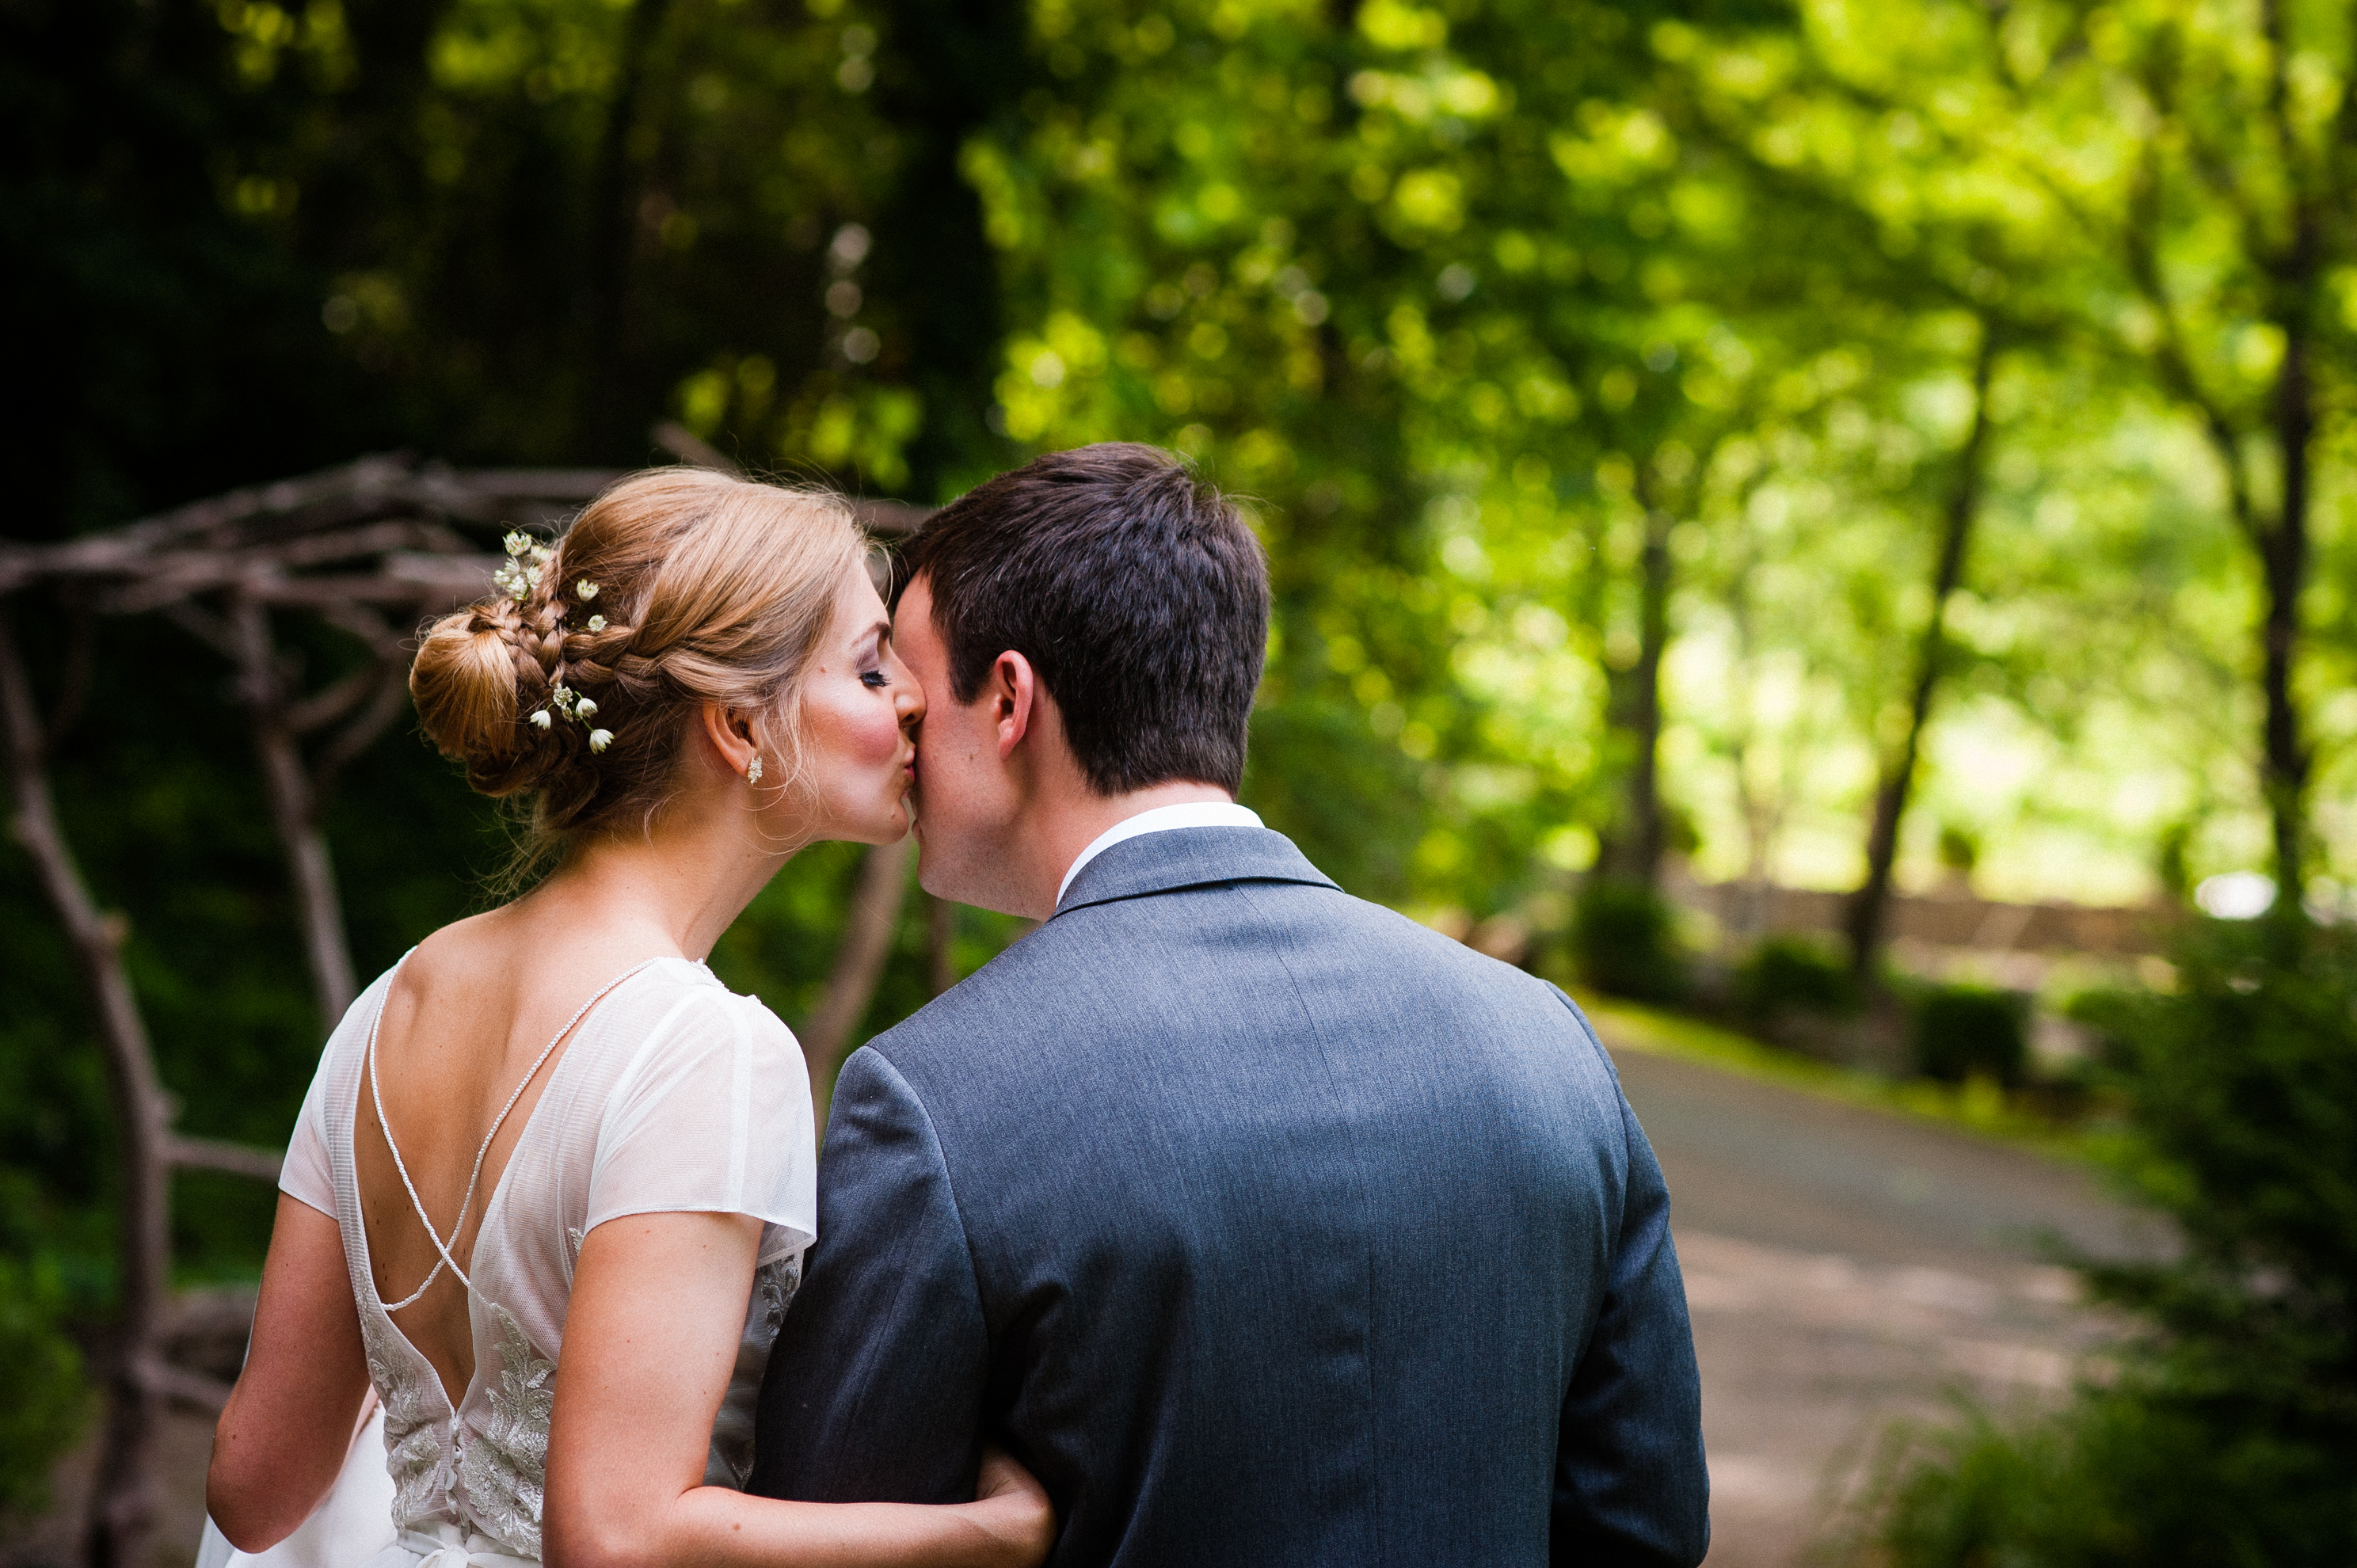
[545,1212,1052,1568]
[208,1194,374,1549]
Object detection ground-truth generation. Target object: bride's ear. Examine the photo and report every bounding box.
[697,701,760,782]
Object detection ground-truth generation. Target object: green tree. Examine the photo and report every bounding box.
[1680,0,2357,910]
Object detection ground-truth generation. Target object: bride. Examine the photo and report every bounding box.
[203,470,1053,1568]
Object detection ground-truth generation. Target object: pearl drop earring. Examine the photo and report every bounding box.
[746,755,763,786]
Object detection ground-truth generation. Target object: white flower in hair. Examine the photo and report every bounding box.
[587,615,606,633]
[493,532,558,603]
[528,680,619,753]
[576,580,600,601]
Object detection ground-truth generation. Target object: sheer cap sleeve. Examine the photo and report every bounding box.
[278,1037,337,1219]
[588,983,816,1262]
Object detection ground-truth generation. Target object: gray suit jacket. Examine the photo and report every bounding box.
[750,827,1708,1566]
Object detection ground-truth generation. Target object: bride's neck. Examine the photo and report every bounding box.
[517,804,789,965]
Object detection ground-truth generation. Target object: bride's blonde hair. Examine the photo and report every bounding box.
[410,468,866,881]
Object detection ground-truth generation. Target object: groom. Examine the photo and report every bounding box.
[750,444,1708,1564]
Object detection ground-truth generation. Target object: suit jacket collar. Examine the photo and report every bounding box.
[1052,825,1339,917]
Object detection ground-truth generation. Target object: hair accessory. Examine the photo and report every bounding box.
[576,579,600,601]
[747,754,764,786]
[586,615,607,633]
[493,531,554,602]
[531,682,616,753]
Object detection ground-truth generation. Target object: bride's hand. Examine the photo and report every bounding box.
[968,1444,1055,1566]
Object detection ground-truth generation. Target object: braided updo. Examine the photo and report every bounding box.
[411,468,867,873]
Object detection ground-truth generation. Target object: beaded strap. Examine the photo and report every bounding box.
[369,957,662,1309]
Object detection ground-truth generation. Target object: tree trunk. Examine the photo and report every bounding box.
[0,618,170,1568]
[577,0,676,454]
[231,596,359,1025]
[2257,322,2313,914]
[870,0,1032,494]
[798,839,913,1139]
[1723,547,1783,942]
[1845,328,1997,980]
[1597,501,1675,886]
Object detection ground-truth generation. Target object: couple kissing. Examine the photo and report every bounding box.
[202,442,1708,1568]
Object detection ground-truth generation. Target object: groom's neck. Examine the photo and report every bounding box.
[1024,778,1236,914]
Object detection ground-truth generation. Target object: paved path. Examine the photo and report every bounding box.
[1601,1022,2157,1566]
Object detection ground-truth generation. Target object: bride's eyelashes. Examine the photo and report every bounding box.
[860,668,889,690]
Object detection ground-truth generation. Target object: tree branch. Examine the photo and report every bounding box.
[230,595,359,1024]
[798,838,915,1140]
[285,661,388,736]
[133,1355,235,1416]
[650,421,744,476]
[0,609,173,1568]
[313,658,411,806]
[168,1135,286,1184]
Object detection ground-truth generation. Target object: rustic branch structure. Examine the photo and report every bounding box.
[0,451,927,1568]
[798,835,916,1132]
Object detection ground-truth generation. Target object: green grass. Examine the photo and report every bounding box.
[1570,990,2118,1165]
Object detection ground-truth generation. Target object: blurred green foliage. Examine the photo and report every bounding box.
[1907,982,2028,1085]
[1864,918,2357,1562]
[1734,933,1857,1026]
[1571,877,1689,1003]
[0,1254,87,1519]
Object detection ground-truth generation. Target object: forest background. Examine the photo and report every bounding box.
[5,0,2357,1548]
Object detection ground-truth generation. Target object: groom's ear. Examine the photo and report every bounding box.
[991,650,1036,760]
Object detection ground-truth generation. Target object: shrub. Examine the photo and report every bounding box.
[1909,982,2028,1084]
[2058,984,2143,1071]
[1734,935,1858,1026]
[1570,877,1688,1003]
[1866,1388,2353,1566]
[1860,919,2357,1564]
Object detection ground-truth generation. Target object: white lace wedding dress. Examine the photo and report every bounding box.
[198,956,815,1568]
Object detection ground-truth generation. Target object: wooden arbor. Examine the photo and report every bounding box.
[0,452,925,1568]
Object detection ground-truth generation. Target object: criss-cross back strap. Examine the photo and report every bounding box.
[369,957,663,1311]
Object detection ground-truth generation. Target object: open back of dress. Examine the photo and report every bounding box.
[203,956,815,1568]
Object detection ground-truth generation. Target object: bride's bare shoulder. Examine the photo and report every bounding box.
[380,908,524,1024]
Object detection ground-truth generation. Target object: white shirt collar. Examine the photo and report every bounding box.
[1055,801,1265,906]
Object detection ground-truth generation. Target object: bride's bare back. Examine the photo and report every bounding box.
[356,903,681,1407]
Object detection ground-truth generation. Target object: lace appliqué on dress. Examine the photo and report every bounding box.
[756,1251,802,1331]
[361,1310,453,1534]
[457,1305,555,1558]
[704,1252,804,1490]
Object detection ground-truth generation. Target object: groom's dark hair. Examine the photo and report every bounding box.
[899,443,1268,795]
